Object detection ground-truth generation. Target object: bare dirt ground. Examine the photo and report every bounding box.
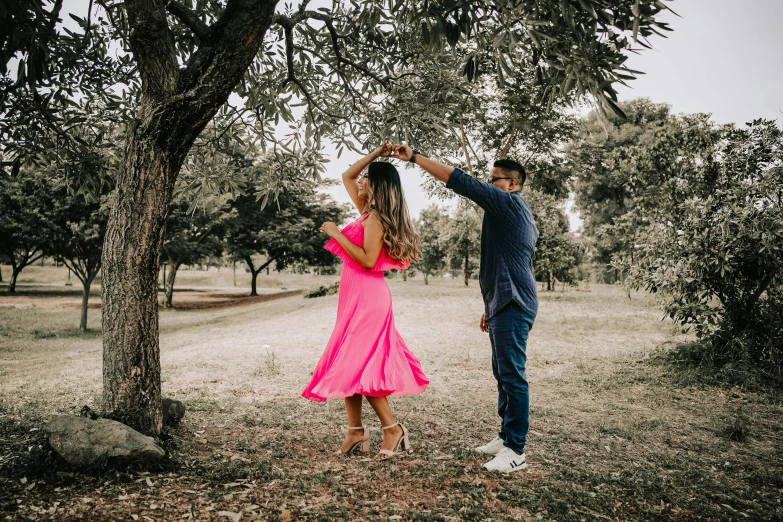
[1,278,781,521]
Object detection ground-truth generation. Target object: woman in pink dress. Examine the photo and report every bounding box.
[302,144,429,460]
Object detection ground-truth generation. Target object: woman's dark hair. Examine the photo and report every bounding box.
[364,162,421,262]
[367,161,401,190]
[493,158,526,187]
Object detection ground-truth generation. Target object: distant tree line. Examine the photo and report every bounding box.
[0,148,347,330]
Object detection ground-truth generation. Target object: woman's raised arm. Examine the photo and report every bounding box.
[342,143,391,212]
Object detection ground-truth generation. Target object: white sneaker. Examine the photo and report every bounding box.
[483,447,527,473]
[474,436,506,455]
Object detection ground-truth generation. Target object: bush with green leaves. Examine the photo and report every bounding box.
[621,120,783,383]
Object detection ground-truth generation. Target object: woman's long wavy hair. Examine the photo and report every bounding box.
[364,161,421,263]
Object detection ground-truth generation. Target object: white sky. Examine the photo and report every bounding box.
[57,0,783,229]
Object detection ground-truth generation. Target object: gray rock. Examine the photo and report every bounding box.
[46,415,165,468]
[162,398,186,427]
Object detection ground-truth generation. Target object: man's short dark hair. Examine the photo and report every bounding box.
[493,159,526,188]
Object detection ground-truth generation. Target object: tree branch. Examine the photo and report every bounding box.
[459,116,474,177]
[291,44,372,110]
[123,0,179,99]
[257,256,277,273]
[279,22,346,121]
[499,124,518,159]
[193,225,215,244]
[279,11,391,89]
[743,271,775,325]
[166,0,210,40]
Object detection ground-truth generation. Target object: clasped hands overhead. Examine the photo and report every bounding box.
[373,143,413,162]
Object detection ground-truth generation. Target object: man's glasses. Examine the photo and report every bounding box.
[488,176,514,184]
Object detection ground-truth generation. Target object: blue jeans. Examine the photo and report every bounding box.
[488,301,535,453]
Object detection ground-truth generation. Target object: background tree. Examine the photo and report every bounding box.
[0,168,57,293]
[567,99,721,281]
[49,190,111,331]
[524,189,583,290]
[161,195,225,308]
[415,204,449,285]
[461,68,579,199]
[225,161,347,296]
[621,120,783,384]
[445,201,482,287]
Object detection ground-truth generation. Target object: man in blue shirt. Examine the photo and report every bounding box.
[391,144,538,473]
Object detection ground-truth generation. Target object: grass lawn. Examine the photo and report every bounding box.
[1,278,781,521]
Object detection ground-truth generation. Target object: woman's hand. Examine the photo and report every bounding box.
[374,142,392,158]
[320,221,340,238]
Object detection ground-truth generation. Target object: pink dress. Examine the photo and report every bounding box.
[302,213,430,402]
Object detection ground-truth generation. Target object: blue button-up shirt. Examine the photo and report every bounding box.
[445,168,539,320]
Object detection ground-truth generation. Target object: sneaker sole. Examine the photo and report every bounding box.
[483,462,527,473]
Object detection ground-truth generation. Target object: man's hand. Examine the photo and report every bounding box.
[479,313,488,333]
[320,221,340,238]
[390,144,413,162]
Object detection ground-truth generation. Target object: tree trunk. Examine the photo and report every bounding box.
[403,270,407,282]
[9,266,21,293]
[246,256,275,296]
[79,275,95,332]
[0,265,3,282]
[424,271,429,285]
[100,0,278,434]
[251,268,260,296]
[101,130,177,434]
[547,271,552,291]
[464,249,469,287]
[164,262,180,308]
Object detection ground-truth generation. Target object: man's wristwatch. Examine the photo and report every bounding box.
[409,150,421,164]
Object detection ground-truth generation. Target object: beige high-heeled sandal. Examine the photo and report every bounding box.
[337,425,370,455]
[375,422,410,461]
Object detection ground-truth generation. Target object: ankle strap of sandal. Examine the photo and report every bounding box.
[381,421,400,430]
[345,425,365,430]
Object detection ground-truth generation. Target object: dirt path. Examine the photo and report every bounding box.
[1,282,781,521]
[0,287,301,311]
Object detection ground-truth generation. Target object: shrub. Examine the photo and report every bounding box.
[622,120,783,386]
[304,281,340,298]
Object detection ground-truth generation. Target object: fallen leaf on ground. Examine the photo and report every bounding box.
[218,511,241,522]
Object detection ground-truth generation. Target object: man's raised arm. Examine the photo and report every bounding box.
[390,144,453,183]
[391,144,512,217]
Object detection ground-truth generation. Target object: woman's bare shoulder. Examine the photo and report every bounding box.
[361,211,383,231]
